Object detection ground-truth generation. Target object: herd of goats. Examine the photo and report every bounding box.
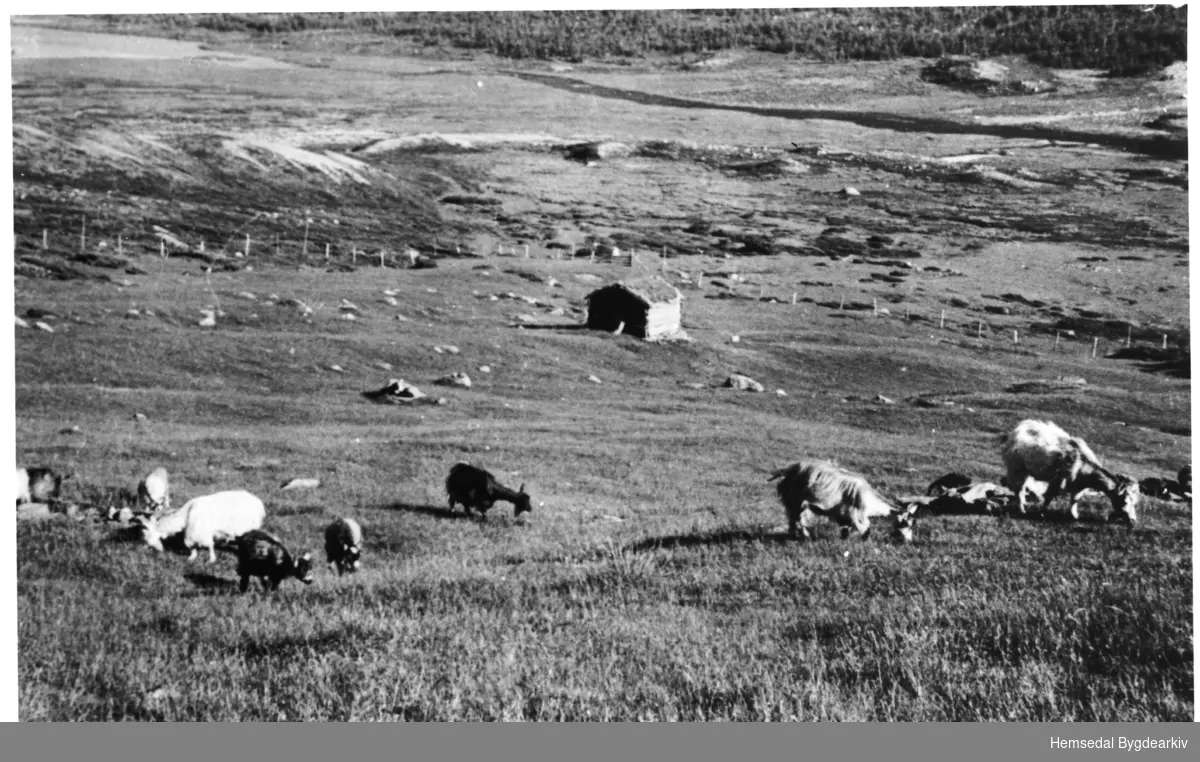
[14,418,1192,592]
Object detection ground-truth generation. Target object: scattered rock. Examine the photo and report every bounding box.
[587,374,602,384]
[280,477,321,491]
[59,425,81,435]
[434,372,472,389]
[341,313,357,321]
[1006,378,1087,394]
[133,412,148,422]
[842,187,861,196]
[478,365,491,373]
[15,315,28,328]
[328,364,345,373]
[237,291,257,301]
[724,374,765,392]
[776,389,788,397]
[911,397,952,408]
[565,140,631,162]
[340,300,360,312]
[362,378,430,404]
[198,310,216,328]
[280,297,313,316]
[375,361,394,371]
[876,394,896,404]
[34,321,55,333]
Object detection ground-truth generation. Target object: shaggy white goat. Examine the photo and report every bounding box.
[999,419,1139,525]
[769,459,917,543]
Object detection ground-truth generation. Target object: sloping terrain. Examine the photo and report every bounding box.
[11,20,1191,721]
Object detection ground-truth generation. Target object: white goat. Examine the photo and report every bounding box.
[769,459,918,543]
[136,490,266,563]
[999,419,1140,524]
[137,467,171,515]
[16,466,65,506]
[15,467,30,506]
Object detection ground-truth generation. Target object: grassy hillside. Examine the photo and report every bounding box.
[86,7,1187,71]
[15,252,1193,721]
[13,17,1191,722]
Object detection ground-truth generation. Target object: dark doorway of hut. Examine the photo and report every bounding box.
[585,278,683,341]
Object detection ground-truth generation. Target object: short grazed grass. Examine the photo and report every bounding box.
[13,18,1190,720]
[15,256,1192,721]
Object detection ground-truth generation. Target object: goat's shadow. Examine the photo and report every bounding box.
[384,500,483,522]
[182,571,239,597]
[626,526,793,553]
[104,524,145,545]
[999,509,1131,535]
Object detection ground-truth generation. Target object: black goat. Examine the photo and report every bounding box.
[236,530,314,593]
[446,462,532,518]
[925,471,972,497]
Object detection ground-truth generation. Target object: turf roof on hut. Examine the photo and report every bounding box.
[586,277,683,306]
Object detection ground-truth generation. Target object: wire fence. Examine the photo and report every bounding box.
[14,220,1187,363]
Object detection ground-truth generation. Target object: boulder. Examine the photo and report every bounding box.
[362,378,429,404]
[724,374,764,392]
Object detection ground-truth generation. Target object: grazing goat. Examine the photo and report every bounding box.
[999,419,1139,525]
[924,482,1012,516]
[925,472,972,497]
[768,460,917,543]
[324,517,363,575]
[956,481,1012,508]
[1138,476,1186,502]
[446,462,532,518]
[136,490,266,563]
[236,530,314,592]
[137,467,171,515]
[16,467,66,506]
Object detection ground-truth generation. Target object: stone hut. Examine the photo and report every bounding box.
[585,277,683,341]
